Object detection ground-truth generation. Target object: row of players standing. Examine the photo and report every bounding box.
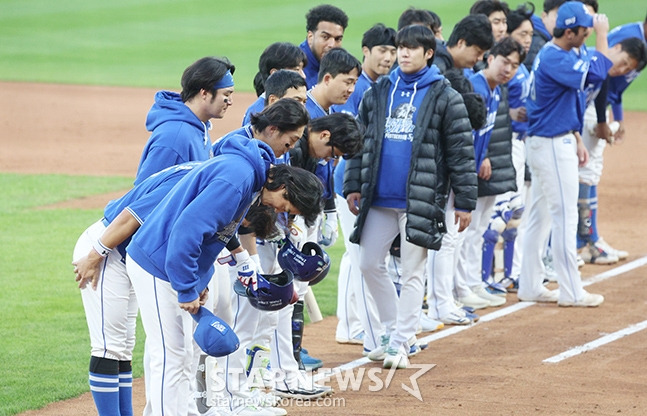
[71,1,647,415]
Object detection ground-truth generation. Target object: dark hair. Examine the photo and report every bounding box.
[579,0,598,13]
[543,0,567,13]
[265,165,324,227]
[447,15,495,50]
[253,42,307,97]
[362,23,397,49]
[309,113,364,159]
[396,25,437,65]
[264,70,307,105]
[244,204,280,239]
[250,98,310,133]
[489,37,527,62]
[618,37,647,72]
[507,3,535,33]
[397,7,435,30]
[317,48,362,83]
[427,10,443,34]
[470,0,511,17]
[306,4,348,32]
[553,26,582,38]
[180,56,235,102]
[443,68,487,130]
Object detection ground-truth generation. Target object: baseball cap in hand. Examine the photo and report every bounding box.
[556,1,594,29]
[192,307,240,357]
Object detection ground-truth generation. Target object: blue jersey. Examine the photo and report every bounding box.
[581,46,613,108]
[136,91,212,185]
[103,162,202,257]
[331,70,374,115]
[607,22,646,121]
[300,40,320,89]
[470,71,500,171]
[127,135,275,303]
[508,64,530,136]
[242,95,265,126]
[527,43,610,137]
[303,91,335,200]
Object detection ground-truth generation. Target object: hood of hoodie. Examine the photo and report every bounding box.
[386,65,444,121]
[213,134,276,186]
[146,90,208,132]
[531,15,551,40]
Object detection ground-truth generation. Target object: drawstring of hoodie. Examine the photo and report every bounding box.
[388,76,401,117]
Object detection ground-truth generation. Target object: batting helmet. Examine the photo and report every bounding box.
[233,269,297,311]
[277,239,330,285]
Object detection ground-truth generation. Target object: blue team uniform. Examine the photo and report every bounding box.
[135,91,212,185]
[300,40,320,89]
[330,70,373,115]
[607,22,647,121]
[469,71,501,171]
[304,91,335,200]
[508,64,531,137]
[527,43,611,137]
[242,95,266,126]
[127,136,275,303]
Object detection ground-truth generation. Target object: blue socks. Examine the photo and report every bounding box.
[89,356,120,416]
[119,361,133,416]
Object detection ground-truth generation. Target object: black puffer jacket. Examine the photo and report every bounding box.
[343,76,477,250]
[478,84,517,197]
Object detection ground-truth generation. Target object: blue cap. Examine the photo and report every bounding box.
[555,1,594,29]
[191,307,239,357]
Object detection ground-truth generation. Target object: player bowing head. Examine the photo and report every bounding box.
[484,37,525,87]
[249,98,310,158]
[306,112,364,162]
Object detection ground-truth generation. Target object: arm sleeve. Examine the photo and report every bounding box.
[594,78,609,123]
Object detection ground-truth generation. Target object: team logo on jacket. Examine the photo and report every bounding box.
[385,103,416,142]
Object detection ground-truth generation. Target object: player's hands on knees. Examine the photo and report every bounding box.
[615,121,626,143]
[346,193,361,215]
[594,122,612,143]
[233,249,259,291]
[179,298,201,314]
[72,251,104,290]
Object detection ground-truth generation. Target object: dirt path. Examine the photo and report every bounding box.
[4,81,647,416]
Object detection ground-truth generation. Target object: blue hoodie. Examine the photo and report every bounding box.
[127,135,275,303]
[531,14,551,41]
[135,91,212,185]
[300,40,320,89]
[103,162,202,258]
[373,65,444,209]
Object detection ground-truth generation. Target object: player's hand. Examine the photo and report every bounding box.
[594,122,612,143]
[577,141,589,167]
[509,106,527,122]
[455,211,472,232]
[593,13,609,35]
[478,158,492,180]
[179,298,201,314]
[319,210,339,247]
[198,287,209,305]
[73,250,104,290]
[615,121,626,143]
[347,193,361,215]
[234,250,259,291]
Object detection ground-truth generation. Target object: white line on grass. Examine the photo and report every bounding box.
[543,320,647,363]
[313,256,647,382]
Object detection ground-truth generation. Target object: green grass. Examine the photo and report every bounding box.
[1,0,645,110]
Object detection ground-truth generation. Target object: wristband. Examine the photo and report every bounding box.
[92,238,112,257]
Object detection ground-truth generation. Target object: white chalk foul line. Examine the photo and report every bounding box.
[543,320,647,363]
[313,256,647,382]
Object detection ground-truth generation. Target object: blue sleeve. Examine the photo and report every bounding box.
[135,146,182,185]
[585,51,613,86]
[544,52,589,90]
[165,179,245,303]
[126,182,177,224]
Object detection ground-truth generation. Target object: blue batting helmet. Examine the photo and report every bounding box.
[233,269,297,311]
[277,239,330,285]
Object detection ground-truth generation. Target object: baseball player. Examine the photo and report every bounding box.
[300,4,348,89]
[518,2,611,307]
[126,133,323,415]
[242,43,308,125]
[135,56,235,185]
[345,24,477,369]
[330,23,396,350]
[524,0,569,71]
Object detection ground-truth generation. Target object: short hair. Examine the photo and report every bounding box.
[489,37,527,62]
[265,165,324,227]
[253,42,307,96]
[396,25,437,66]
[305,4,348,32]
[543,0,567,13]
[308,113,364,159]
[507,3,535,33]
[579,0,598,13]
[180,56,235,102]
[447,15,495,50]
[250,98,310,133]
[317,48,362,83]
[362,23,396,49]
[397,7,436,30]
[427,10,443,33]
[470,0,511,17]
[553,26,582,38]
[618,37,647,72]
[244,204,279,239]
[264,70,307,105]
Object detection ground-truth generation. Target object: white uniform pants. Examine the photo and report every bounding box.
[520,134,585,303]
[579,105,607,186]
[456,195,497,289]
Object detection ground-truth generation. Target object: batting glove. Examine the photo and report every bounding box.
[319,210,339,247]
[233,250,259,291]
